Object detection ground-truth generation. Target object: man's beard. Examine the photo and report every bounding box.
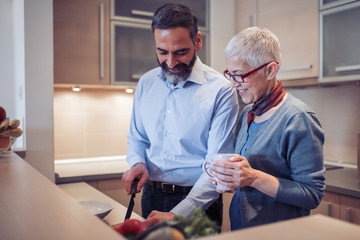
[158,51,197,85]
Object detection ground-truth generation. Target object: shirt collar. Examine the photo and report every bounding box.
[186,57,206,85]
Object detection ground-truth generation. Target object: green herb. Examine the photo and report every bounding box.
[174,207,219,239]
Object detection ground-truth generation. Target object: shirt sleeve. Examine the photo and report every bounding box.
[171,85,240,217]
[126,80,149,167]
[275,111,325,209]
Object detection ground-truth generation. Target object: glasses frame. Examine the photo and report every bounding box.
[224,61,278,83]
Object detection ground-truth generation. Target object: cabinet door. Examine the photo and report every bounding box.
[111,22,209,85]
[340,195,360,225]
[54,0,110,85]
[311,192,340,219]
[111,0,209,29]
[111,22,157,85]
[320,1,360,83]
[257,0,319,81]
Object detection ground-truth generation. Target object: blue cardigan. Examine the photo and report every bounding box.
[230,93,325,230]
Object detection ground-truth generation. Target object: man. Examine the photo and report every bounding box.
[122,2,239,227]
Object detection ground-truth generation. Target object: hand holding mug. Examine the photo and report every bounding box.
[203,154,240,192]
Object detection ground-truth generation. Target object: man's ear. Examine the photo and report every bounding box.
[195,31,202,52]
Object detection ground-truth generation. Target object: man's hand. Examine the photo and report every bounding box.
[122,162,149,194]
[144,211,175,227]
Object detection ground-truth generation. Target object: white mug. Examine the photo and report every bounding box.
[203,154,238,191]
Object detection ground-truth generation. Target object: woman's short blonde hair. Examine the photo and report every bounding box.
[225,26,281,71]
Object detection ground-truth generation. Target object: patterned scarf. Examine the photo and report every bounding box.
[247,81,286,127]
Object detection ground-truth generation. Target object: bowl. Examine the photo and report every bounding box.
[0,136,16,154]
[79,200,113,219]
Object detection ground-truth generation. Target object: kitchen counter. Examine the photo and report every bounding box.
[58,182,142,225]
[200,214,360,240]
[2,151,360,239]
[325,166,360,198]
[0,151,124,240]
[55,156,129,184]
[55,158,360,199]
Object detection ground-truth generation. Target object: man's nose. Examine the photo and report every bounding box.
[167,54,178,69]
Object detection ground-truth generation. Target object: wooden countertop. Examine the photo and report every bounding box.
[0,151,124,240]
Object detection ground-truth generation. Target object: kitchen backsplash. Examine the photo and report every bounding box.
[287,83,360,166]
[53,88,133,160]
[54,83,360,166]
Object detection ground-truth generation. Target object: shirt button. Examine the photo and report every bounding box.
[167,110,171,114]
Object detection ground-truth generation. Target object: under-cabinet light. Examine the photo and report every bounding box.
[125,88,134,94]
[72,86,81,92]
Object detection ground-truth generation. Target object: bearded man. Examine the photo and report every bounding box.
[122,2,239,227]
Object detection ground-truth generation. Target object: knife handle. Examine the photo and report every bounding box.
[131,178,139,195]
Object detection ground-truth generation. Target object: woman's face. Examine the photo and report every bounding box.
[225,56,273,105]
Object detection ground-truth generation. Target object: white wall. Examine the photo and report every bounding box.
[24,0,54,181]
[0,0,26,149]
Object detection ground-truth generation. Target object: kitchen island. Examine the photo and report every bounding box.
[2,151,360,240]
[0,151,125,240]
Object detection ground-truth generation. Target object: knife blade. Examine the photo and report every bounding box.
[124,178,138,221]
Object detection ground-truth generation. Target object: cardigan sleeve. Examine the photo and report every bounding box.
[275,111,325,209]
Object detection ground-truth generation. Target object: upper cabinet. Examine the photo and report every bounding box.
[54,0,110,85]
[111,0,209,29]
[110,0,209,86]
[236,0,319,82]
[319,0,360,83]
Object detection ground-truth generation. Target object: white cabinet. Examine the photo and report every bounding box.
[258,0,319,81]
[236,0,319,83]
[319,1,360,83]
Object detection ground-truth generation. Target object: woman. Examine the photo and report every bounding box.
[209,27,325,230]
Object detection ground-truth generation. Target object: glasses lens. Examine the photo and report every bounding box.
[233,76,243,83]
[224,71,231,80]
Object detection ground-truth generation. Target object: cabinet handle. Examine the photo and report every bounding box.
[345,208,351,222]
[326,203,332,216]
[335,64,360,72]
[99,3,105,79]
[281,64,312,72]
[248,15,254,27]
[131,74,143,80]
[131,10,154,17]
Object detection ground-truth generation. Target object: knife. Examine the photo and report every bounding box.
[124,178,139,221]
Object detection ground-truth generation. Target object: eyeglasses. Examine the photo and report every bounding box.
[224,61,278,83]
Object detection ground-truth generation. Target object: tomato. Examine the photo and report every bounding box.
[0,106,6,123]
[112,219,147,238]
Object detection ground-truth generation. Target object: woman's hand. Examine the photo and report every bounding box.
[210,155,257,191]
[209,155,279,198]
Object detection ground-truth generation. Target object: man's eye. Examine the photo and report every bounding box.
[176,51,188,56]
[158,51,168,55]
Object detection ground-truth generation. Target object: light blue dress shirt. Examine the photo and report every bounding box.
[126,58,239,217]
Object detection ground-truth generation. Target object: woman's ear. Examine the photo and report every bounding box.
[267,62,278,80]
[195,31,202,52]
